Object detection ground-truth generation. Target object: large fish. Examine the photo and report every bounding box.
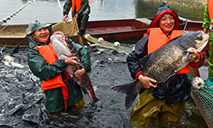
[112,31,209,109]
[50,31,98,104]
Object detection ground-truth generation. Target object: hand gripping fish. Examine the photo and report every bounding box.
[112,31,209,109]
[50,31,98,104]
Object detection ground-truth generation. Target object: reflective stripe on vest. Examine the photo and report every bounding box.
[147,28,189,74]
[208,0,213,22]
[72,0,89,12]
[34,43,70,109]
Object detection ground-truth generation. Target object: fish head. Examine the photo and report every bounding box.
[50,31,72,57]
[51,31,67,46]
[194,31,209,52]
[179,31,209,52]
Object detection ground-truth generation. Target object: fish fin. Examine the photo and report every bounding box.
[84,74,99,103]
[162,75,176,85]
[162,60,189,85]
[111,81,138,94]
[12,45,20,54]
[148,87,154,93]
[125,92,138,109]
[161,70,177,85]
[139,53,152,66]
[74,59,85,68]
[186,51,192,61]
[7,45,20,56]
[112,81,139,109]
[81,87,87,95]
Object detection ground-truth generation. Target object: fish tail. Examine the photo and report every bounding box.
[85,75,99,103]
[111,81,139,109]
[148,87,154,93]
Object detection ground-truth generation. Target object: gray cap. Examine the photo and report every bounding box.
[26,20,51,35]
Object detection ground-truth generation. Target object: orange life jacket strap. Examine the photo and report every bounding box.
[147,28,189,74]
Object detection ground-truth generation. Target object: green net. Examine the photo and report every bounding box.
[191,77,213,128]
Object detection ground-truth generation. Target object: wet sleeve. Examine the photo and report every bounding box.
[73,43,91,72]
[189,52,205,68]
[77,0,89,15]
[127,35,148,79]
[202,4,210,29]
[63,0,72,16]
[27,49,67,81]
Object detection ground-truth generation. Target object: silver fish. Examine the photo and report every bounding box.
[51,31,98,104]
[112,31,209,109]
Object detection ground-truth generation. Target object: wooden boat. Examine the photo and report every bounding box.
[0,17,204,46]
[0,18,150,47]
[85,18,151,42]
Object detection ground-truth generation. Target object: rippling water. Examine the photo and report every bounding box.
[0,0,205,25]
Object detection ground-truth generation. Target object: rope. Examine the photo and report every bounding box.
[202,88,213,98]
[0,25,8,32]
[0,0,34,25]
[183,20,188,31]
[58,0,63,15]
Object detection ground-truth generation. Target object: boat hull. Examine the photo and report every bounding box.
[0,18,151,46]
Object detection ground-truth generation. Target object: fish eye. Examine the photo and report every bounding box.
[196,34,203,40]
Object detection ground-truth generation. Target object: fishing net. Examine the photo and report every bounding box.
[52,18,79,36]
[83,34,133,54]
[191,77,213,128]
[52,18,88,45]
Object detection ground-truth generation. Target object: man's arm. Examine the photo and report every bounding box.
[63,0,72,16]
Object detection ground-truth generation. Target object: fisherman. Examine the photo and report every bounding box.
[127,2,204,127]
[63,0,90,36]
[25,20,91,115]
[202,0,213,79]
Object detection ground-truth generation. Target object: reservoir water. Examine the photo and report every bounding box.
[0,0,205,25]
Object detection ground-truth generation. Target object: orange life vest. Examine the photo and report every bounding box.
[147,28,189,74]
[34,43,70,109]
[207,0,213,21]
[72,0,89,12]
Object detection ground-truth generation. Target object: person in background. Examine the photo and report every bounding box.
[26,20,91,115]
[202,0,213,79]
[127,2,204,127]
[63,0,90,36]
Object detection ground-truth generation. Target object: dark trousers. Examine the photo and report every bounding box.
[73,7,90,33]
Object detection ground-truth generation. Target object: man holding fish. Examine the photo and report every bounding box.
[112,2,208,127]
[25,20,93,115]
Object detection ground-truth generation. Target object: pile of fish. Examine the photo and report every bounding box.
[0,37,208,127]
[0,44,133,127]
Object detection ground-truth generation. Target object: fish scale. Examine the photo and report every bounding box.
[144,43,187,83]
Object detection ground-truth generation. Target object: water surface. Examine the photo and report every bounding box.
[0,0,205,25]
